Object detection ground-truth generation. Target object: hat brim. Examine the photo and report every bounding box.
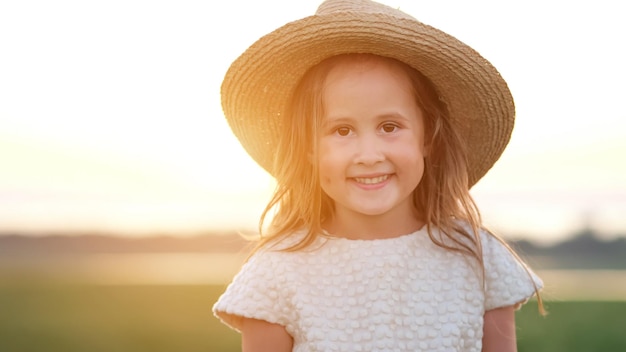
[221,12,514,187]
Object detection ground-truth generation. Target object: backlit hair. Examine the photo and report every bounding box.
[256,53,544,313]
[260,53,481,256]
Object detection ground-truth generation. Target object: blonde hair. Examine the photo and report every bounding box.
[259,53,480,253]
[255,53,544,313]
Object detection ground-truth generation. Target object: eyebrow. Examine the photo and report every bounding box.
[322,116,353,127]
[323,112,411,126]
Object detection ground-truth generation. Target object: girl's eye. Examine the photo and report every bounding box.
[381,123,398,133]
[335,127,351,136]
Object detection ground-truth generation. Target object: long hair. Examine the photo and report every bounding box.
[258,53,481,256]
[254,53,544,312]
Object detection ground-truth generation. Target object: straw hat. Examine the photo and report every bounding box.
[221,0,515,187]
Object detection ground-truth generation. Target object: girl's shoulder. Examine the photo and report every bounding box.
[245,229,322,268]
[254,228,318,253]
[460,222,544,310]
[213,231,308,333]
[449,218,507,249]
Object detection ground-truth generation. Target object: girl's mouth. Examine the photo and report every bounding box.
[353,174,390,185]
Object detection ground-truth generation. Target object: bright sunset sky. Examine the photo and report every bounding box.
[1,0,625,244]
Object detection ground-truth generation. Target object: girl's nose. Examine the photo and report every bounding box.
[353,135,385,165]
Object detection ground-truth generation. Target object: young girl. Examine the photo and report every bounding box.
[214,0,543,351]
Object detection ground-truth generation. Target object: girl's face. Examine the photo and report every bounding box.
[318,58,426,234]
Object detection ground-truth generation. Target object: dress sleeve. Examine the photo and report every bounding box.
[481,230,543,311]
[212,249,295,332]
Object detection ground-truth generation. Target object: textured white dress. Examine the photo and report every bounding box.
[213,226,542,351]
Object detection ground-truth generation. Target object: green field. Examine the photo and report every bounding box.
[1,283,625,352]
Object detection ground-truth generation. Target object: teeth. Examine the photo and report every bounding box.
[354,175,389,184]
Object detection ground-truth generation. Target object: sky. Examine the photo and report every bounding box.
[1,0,625,244]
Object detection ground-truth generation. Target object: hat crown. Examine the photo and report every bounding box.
[316,0,415,20]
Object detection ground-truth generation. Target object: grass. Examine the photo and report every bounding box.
[517,300,626,352]
[0,283,239,352]
[1,283,625,352]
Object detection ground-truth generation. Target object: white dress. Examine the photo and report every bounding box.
[213,226,542,352]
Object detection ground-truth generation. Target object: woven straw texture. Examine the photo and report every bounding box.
[221,0,514,187]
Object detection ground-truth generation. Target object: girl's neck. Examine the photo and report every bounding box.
[323,209,425,240]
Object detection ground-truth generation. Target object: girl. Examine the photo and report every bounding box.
[214,0,543,351]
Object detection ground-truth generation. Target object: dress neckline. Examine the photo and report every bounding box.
[320,224,427,243]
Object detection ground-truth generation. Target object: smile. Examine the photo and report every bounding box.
[353,175,390,185]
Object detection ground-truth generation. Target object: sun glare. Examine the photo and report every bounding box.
[0,0,625,240]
